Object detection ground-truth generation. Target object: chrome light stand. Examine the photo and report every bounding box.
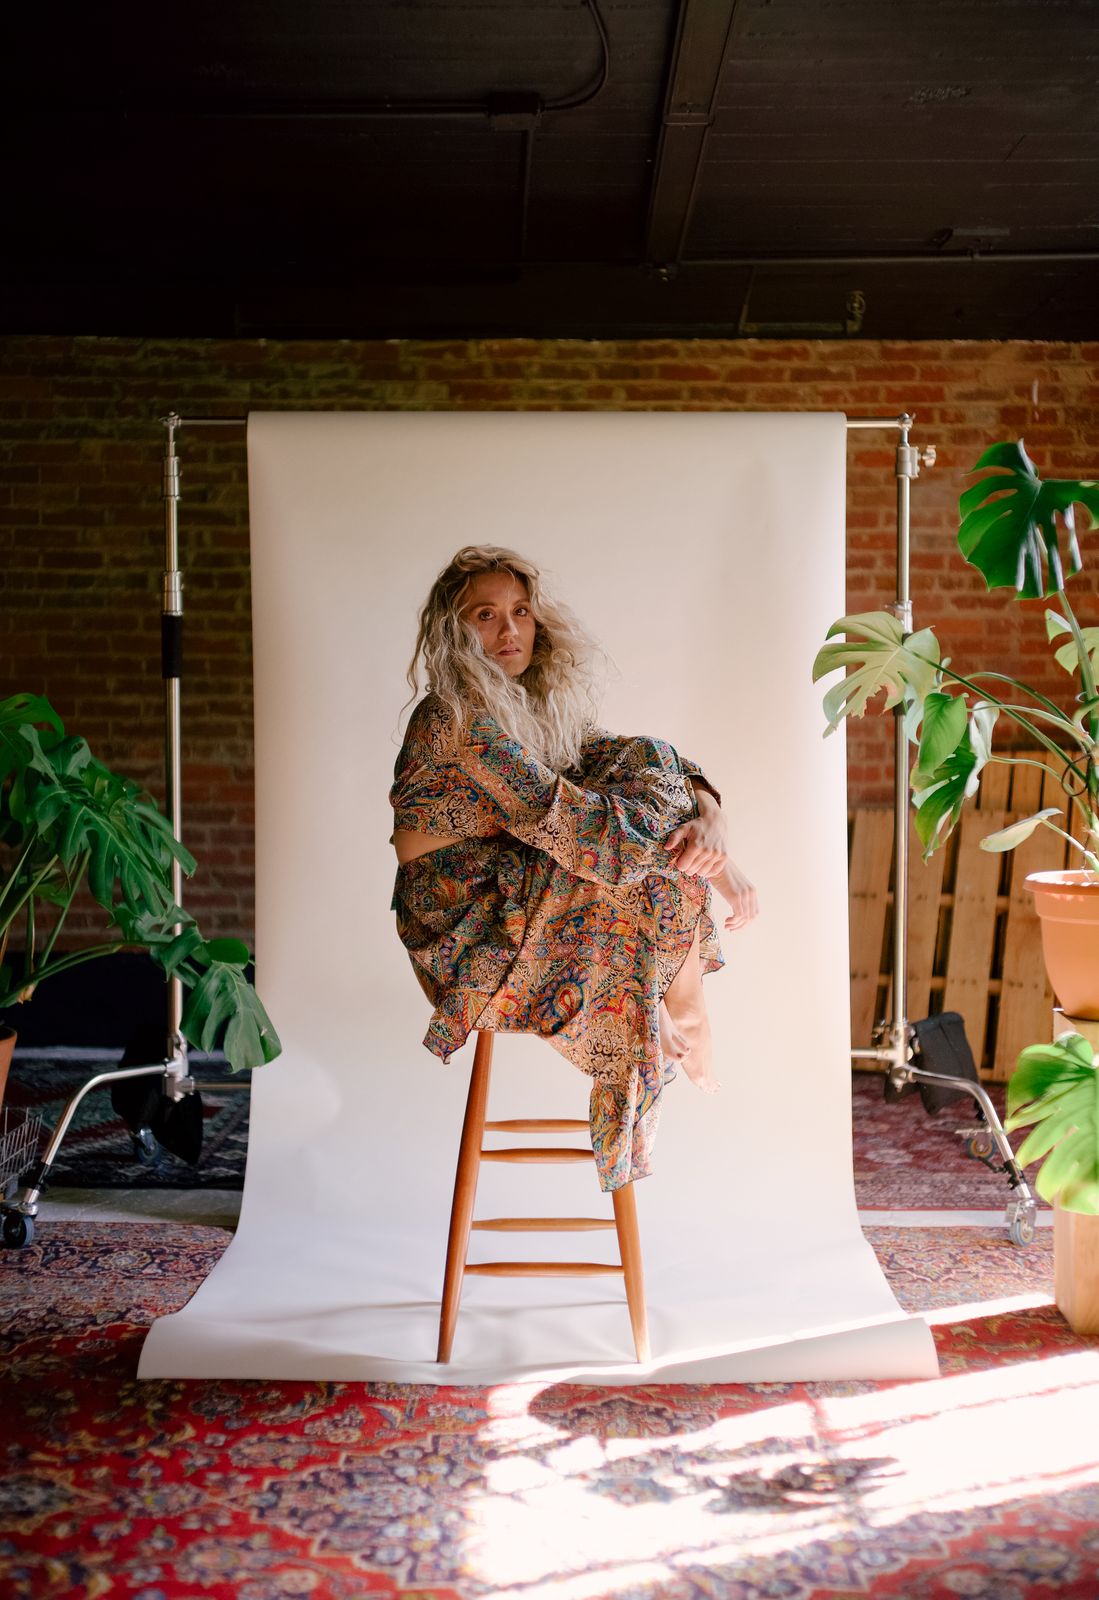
[846,413,1037,1246]
[0,415,246,1248]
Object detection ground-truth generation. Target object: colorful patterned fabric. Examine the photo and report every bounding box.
[390,695,724,1190]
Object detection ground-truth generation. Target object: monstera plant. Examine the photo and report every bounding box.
[814,440,1099,1213]
[0,692,280,1077]
[814,441,1099,868]
[1005,1031,1099,1214]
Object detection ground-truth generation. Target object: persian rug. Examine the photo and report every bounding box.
[851,1069,1048,1211]
[2,1221,1098,1600]
[2,1057,249,1190]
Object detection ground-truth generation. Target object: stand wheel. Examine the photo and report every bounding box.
[1006,1201,1037,1248]
[2,1211,35,1249]
[963,1130,994,1161]
[132,1127,160,1165]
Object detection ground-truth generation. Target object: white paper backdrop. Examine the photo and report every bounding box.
[139,410,937,1383]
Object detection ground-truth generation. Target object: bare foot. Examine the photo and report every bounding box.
[660,1001,721,1093]
[679,1049,721,1094]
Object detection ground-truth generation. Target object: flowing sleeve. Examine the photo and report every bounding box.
[581,727,722,811]
[462,712,696,888]
[680,757,721,809]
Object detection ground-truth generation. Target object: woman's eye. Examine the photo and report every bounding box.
[477,610,493,620]
[515,607,529,617]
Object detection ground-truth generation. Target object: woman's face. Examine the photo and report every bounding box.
[461,570,537,678]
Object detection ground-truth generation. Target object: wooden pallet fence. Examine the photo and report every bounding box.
[850,753,1073,1080]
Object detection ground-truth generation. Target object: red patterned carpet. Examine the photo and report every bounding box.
[852,1069,1048,1211]
[3,1221,1099,1599]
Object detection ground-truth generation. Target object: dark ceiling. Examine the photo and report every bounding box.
[5,0,1099,340]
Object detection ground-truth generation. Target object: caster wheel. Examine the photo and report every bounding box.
[132,1127,160,1165]
[2,1211,35,1249]
[1008,1210,1036,1247]
[964,1130,994,1161]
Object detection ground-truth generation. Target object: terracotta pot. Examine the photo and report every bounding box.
[0,1024,15,1111]
[1026,870,1099,1021]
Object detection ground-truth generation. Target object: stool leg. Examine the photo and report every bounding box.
[611,1180,651,1363]
[437,1030,494,1363]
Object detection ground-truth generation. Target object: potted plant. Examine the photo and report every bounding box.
[1004,1031,1099,1212]
[0,691,280,1107]
[813,439,1099,1018]
[1005,1027,1099,1331]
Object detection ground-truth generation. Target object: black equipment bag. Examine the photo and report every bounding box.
[911,1010,981,1113]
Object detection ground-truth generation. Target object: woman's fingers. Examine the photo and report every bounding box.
[723,884,759,931]
[665,821,729,877]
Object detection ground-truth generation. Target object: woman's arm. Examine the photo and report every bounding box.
[665,786,759,927]
[462,712,696,889]
[663,786,729,877]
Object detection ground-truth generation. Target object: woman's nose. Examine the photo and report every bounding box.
[499,615,518,639]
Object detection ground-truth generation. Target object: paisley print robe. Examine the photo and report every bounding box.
[390,694,723,1190]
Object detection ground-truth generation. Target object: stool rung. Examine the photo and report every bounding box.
[471,1216,616,1232]
[484,1118,589,1132]
[465,1261,623,1277]
[481,1146,592,1163]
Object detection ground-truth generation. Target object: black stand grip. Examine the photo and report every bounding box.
[161,614,183,679]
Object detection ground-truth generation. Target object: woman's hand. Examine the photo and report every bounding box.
[716,857,759,931]
[663,789,729,877]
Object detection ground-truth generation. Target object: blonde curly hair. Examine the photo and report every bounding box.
[406,545,602,770]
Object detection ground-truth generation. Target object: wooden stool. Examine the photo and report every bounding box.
[437,1029,651,1364]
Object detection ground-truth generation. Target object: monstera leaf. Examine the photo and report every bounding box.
[27,741,194,916]
[113,907,280,1072]
[181,954,282,1070]
[1006,1033,1099,1213]
[812,611,941,731]
[911,699,998,856]
[1047,609,1099,679]
[979,809,1062,853]
[959,441,1099,599]
[0,693,64,785]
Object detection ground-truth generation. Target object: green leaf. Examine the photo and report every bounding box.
[959,440,1099,599]
[910,702,998,857]
[1047,610,1099,679]
[203,937,251,966]
[979,808,1061,853]
[914,692,969,779]
[1005,1033,1099,1212]
[179,959,282,1071]
[0,695,65,787]
[24,758,192,919]
[812,611,941,731]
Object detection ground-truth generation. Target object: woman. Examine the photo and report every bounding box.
[390,546,757,1192]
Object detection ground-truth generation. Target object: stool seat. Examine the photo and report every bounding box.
[436,1029,651,1363]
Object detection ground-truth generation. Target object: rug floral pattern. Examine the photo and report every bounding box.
[3,1223,1099,1599]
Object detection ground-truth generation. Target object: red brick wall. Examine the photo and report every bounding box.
[2,335,1097,946]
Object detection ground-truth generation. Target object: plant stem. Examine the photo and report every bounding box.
[33,850,89,979]
[0,854,63,935]
[23,896,34,984]
[934,662,1075,765]
[964,671,1067,720]
[0,942,131,1008]
[0,836,39,921]
[1056,588,1099,804]
[1038,817,1099,875]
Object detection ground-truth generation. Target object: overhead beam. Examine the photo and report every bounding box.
[643,0,742,268]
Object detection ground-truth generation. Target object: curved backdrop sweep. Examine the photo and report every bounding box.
[139,410,936,1383]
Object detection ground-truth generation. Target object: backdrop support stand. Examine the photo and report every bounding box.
[845,414,1037,1244]
[0,414,247,1248]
